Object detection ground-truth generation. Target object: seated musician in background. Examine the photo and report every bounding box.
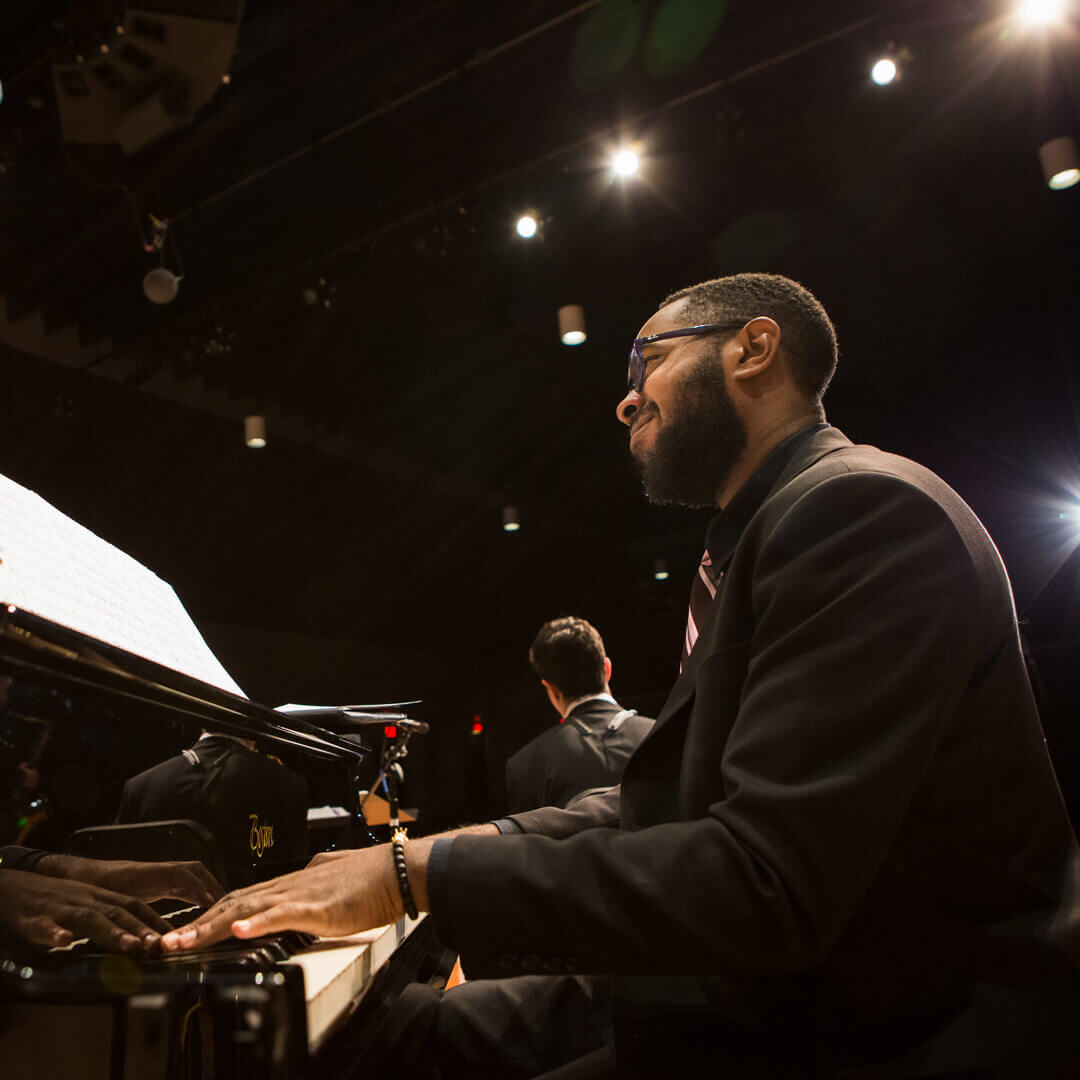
[505,616,653,813]
[0,844,221,951]
[163,274,1080,1078]
[116,729,310,889]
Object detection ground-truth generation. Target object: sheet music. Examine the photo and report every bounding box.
[277,701,419,718]
[0,472,245,697]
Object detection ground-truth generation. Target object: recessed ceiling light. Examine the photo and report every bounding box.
[558,305,586,346]
[1040,137,1080,190]
[244,415,267,449]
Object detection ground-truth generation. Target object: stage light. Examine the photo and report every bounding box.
[558,304,587,346]
[1039,136,1080,190]
[244,415,267,449]
[1017,0,1066,26]
[612,147,640,178]
[516,214,538,238]
[653,559,669,581]
[502,506,520,532]
[871,57,897,85]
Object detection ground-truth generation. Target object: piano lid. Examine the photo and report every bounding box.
[0,471,363,762]
[0,604,365,763]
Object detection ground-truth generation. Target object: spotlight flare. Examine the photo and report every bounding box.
[1017,0,1066,25]
[871,58,897,85]
[612,148,640,177]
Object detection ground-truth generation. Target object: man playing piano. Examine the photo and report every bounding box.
[0,845,222,951]
[162,274,1080,1078]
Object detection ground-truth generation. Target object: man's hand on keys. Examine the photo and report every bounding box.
[161,844,405,951]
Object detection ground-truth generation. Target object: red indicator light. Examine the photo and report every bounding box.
[471,721,483,735]
[384,725,397,739]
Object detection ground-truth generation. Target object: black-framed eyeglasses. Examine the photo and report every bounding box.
[627,322,746,393]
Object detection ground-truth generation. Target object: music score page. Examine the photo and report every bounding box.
[0,472,245,697]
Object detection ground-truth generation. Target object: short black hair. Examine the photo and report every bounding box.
[528,617,607,700]
[662,273,838,402]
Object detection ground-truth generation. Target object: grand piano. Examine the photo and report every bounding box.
[0,474,446,1078]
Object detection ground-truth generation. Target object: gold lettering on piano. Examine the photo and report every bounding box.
[249,814,274,857]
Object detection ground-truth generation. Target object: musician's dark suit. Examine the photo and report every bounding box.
[117,735,309,890]
[423,426,1080,1077]
[504,698,653,814]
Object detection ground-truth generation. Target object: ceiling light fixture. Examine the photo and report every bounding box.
[653,559,669,581]
[502,506,520,532]
[611,147,640,178]
[516,214,538,238]
[1040,136,1080,189]
[244,415,267,449]
[558,304,587,346]
[870,56,898,85]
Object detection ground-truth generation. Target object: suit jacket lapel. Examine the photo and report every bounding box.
[629,427,853,754]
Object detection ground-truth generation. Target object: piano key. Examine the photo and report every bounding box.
[284,914,424,1054]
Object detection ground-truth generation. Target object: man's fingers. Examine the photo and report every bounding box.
[122,895,171,935]
[161,889,327,951]
[79,911,144,953]
[161,896,247,951]
[22,915,74,948]
[62,904,158,953]
[231,902,321,939]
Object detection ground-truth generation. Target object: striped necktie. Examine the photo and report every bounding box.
[680,549,720,670]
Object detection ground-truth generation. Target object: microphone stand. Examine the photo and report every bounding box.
[359,717,427,837]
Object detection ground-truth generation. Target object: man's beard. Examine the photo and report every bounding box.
[633,357,747,507]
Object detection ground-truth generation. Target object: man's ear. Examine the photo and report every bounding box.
[603,657,612,684]
[541,679,563,714]
[731,316,781,383]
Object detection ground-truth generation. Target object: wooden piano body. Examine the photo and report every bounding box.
[0,605,442,1078]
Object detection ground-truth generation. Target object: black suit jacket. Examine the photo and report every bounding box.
[504,698,654,814]
[432,428,1080,1073]
[116,736,309,888]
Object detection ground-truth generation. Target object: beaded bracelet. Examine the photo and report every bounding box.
[391,835,418,919]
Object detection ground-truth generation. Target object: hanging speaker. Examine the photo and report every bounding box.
[143,267,181,304]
